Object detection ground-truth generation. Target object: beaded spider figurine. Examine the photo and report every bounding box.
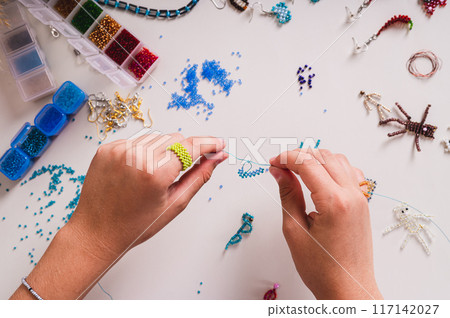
[379,103,437,152]
[225,212,254,250]
[383,204,433,255]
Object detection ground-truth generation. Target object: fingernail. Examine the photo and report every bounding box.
[220,138,226,148]
[269,157,276,165]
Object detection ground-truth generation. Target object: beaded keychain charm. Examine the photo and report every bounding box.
[225,213,254,250]
[359,91,391,121]
[353,15,413,53]
[359,178,377,202]
[249,2,292,24]
[421,0,447,16]
[263,283,280,300]
[383,203,433,255]
[379,103,437,152]
[345,0,373,21]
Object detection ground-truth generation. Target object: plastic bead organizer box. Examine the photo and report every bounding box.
[0,81,88,181]
[18,0,159,87]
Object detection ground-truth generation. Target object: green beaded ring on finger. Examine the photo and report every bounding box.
[167,142,193,171]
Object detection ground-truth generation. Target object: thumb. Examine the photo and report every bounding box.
[168,151,228,211]
[269,166,309,233]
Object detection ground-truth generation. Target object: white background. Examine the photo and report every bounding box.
[0,0,449,300]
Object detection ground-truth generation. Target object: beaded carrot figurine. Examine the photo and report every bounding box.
[353,15,413,53]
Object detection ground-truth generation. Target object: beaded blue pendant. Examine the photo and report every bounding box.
[225,213,254,250]
[271,2,292,24]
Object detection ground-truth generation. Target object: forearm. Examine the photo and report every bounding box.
[10,222,118,300]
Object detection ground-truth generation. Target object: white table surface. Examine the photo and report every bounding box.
[0,0,449,299]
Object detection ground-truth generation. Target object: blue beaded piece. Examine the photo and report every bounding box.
[176,10,180,16]
[145,9,150,16]
[167,10,170,17]
[271,2,292,24]
[125,4,130,10]
[135,6,139,14]
[115,1,119,8]
[238,165,266,179]
[225,213,254,250]
[156,10,160,17]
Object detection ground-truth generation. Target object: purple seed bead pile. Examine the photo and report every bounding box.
[297,64,316,92]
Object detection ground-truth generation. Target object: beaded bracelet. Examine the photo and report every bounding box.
[22,276,44,300]
[94,0,200,18]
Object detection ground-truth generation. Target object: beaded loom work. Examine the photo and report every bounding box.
[225,212,254,250]
[383,204,433,255]
[379,103,437,152]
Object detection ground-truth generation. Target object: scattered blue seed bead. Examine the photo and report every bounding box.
[2,217,5,221]
[159,35,163,39]
[219,185,223,189]
[208,197,212,202]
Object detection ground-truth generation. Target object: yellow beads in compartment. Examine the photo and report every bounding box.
[88,15,121,50]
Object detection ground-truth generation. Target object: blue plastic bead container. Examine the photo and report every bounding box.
[11,122,51,158]
[52,81,87,115]
[34,104,68,136]
[0,147,32,180]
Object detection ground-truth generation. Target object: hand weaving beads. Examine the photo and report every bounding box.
[379,103,437,152]
[225,213,254,250]
[383,204,433,255]
[359,91,391,120]
[353,15,413,53]
[263,283,279,300]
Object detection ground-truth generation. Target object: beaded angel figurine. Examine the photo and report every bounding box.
[383,204,433,255]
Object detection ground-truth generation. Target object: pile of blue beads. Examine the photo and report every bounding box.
[297,64,316,93]
[168,59,236,121]
[0,81,87,181]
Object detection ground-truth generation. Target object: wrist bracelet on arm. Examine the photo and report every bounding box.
[21,277,44,300]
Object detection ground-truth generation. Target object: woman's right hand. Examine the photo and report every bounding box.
[270,149,383,300]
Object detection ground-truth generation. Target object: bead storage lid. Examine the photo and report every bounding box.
[0,24,35,56]
[7,45,45,78]
[0,2,26,32]
[16,68,57,102]
[0,147,32,181]
[17,0,45,8]
[11,122,51,158]
[28,6,63,26]
[52,81,87,115]
[34,104,68,136]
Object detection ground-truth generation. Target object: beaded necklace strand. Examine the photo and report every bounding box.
[94,0,200,18]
